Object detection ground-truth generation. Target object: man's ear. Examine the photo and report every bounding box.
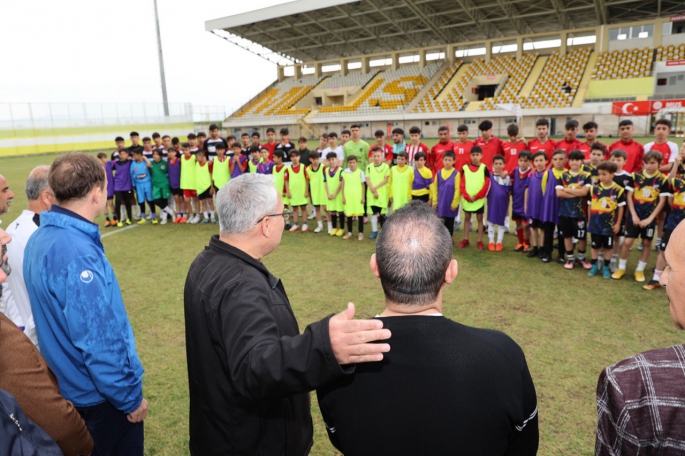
[444,259,458,285]
[370,253,381,279]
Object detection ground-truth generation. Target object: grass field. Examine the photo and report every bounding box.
[1,135,684,455]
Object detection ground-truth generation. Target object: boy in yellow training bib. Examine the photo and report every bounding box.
[341,155,366,241]
[366,148,390,239]
[285,150,309,232]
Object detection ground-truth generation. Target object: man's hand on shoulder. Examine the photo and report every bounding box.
[329,303,391,365]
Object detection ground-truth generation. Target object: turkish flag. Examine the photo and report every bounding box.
[611,101,651,116]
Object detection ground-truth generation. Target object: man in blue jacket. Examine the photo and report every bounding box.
[24,152,147,455]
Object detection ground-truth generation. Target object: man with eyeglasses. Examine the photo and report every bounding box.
[184,173,392,456]
[595,219,685,454]
[2,167,53,347]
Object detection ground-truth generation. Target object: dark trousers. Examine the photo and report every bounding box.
[77,401,144,456]
[442,217,455,234]
[347,216,364,233]
[114,191,132,221]
[543,222,564,258]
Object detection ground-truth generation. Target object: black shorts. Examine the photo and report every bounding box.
[660,230,673,251]
[559,216,587,240]
[464,206,484,214]
[107,196,113,201]
[414,194,430,203]
[591,233,614,249]
[198,189,213,201]
[625,218,656,240]
[171,187,183,196]
[512,211,527,222]
[529,218,543,229]
[370,206,384,215]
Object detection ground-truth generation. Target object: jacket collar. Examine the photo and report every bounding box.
[208,235,280,289]
[40,206,102,247]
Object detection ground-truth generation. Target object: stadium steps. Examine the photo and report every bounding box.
[465,101,482,111]
[405,61,451,113]
[435,63,471,103]
[573,51,597,107]
[518,56,547,98]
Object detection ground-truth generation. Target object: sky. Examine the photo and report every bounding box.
[0,0,291,115]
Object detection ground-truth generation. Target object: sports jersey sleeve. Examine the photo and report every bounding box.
[625,175,634,192]
[430,177,438,206]
[360,171,366,183]
[283,169,289,181]
[473,168,490,201]
[660,175,672,197]
[617,188,626,206]
[451,171,461,208]
[668,143,678,163]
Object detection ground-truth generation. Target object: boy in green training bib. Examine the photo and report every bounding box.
[341,155,366,241]
[307,151,327,233]
[366,147,390,239]
[324,152,345,237]
[150,149,176,224]
[389,152,412,211]
[285,150,310,233]
[273,150,292,230]
[458,146,490,250]
[195,150,216,224]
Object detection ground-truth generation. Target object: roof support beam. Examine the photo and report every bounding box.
[495,0,535,35]
[333,4,412,53]
[548,0,575,30]
[452,0,499,39]
[593,0,608,24]
[400,0,457,44]
[300,11,365,55]
[364,0,425,48]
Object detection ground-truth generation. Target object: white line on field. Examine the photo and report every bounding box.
[101,224,138,238]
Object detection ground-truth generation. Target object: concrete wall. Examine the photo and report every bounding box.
[608,37,653,52]
[586,78,655,99]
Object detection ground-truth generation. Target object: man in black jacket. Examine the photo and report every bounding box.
[317,200,539,456]
[184,173,391,456]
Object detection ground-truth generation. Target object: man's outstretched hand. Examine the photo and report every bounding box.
[329,303,391,365]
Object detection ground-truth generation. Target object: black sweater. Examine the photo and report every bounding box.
[317,316,538,456]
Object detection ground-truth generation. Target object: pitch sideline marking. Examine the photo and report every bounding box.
[101,224,138,239]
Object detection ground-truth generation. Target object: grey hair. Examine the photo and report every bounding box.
[375,200,453,306]
[25,165,51,200]
[216,173,280,235]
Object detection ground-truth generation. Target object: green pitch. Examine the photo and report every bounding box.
[1,135,682,455]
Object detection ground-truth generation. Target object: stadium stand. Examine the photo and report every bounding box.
[313,63,442,117]
[592,48,654,80]
[320,70,379,89]
[412,62,462,113]
[656,44,685,61]
[476,54,539,110]
[233,75,323,120]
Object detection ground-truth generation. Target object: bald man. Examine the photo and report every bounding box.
[596,219,685,454]
[2,166,54,347]
[0,174,14,221]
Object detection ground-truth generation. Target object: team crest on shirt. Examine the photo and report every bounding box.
[80,270,94,284]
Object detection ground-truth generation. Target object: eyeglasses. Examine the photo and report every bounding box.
[255,209,292,225]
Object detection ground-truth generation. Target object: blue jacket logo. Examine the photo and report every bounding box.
[80,270,94,284]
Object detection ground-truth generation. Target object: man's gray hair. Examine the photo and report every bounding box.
[25,165,51,200]
[375,200,453,306]
[216,173,279,235]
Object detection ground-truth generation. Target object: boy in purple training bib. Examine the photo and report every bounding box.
[431,151,461,243]
[487,155,512,251]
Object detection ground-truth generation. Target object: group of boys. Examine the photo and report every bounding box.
[103,119,683,289]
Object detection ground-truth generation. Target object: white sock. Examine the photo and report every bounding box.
[653,269,663,281]
[371,215,379,232]
[204,211,209,219]
[636,260,647,272]
[504,216,510,229]
[611,254,618,262]
[488,224,495,243]
[618,258,627,270]
[164,206,174,215]
[328,222,333,232]
[210,210,215,219]
[318,221,323,229]
[497,225,505,244]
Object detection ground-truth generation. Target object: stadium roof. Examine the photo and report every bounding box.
[206,0,683,64]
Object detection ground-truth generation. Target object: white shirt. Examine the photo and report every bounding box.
[323,146,345,163]
[644,141,679,163]
[1,210,39,347]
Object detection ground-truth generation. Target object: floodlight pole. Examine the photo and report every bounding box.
[153,0,169,116]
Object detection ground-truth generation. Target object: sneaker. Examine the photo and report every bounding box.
[578,259,592,270]
[342,232,353,240]
[477,241,485,250]
[301,224,309,232]
[146,214,152,220]
[289,224,300,232]
[358,233,364,241]
[134,213,142,221]
[336,229,344,237]
[612,268,626,280]
[541,254,551,263]
[308,213,315,220]
[488,242,495,251]
[116,221,123,228]
[514,243,525,252]
[458,239,469,249]
[602,266,612,279]
[496,243,503,252]
[173,216,182,224]
[564,260,574,270]
[152,219,159,225]
[125,219,132,226]
[210,218,217,224]
[453,222,460,232]
[637,243,643,251]
[201,218,210,224]
[137,219,147,225]
[523,243,531,252]
[314,226,323,233]
[369,231,378,239]
[190,215,200,224]
[538,249,545,259]
[104,220,111,227]
[526,247,539,258]
[285,223,292,230]
[184,215,192,224]
[634,270,646,282]
[609,260,618,273]
[329,229,338,236]
[179,216,188,223]
[643,280,661,290]
[587,264,599,276]
[557,257,566,265]
[160,218,168,225]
